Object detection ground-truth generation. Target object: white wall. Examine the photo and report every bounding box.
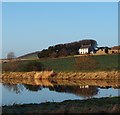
[79,48,88,54]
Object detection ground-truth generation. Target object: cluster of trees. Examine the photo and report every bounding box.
[38,39,97,58]
[7,52,16,59]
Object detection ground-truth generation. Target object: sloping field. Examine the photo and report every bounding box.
[2,54,119,72]
[38,54,119,72]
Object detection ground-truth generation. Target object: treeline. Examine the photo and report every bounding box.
[38,39,97,58]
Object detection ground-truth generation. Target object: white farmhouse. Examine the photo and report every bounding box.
[77,39,97,55]
[78,44,96,54]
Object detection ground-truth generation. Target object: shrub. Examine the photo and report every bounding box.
[2,60,44,72]
[19,61,44,72]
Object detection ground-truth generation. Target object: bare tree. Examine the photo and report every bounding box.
[7,52,16,59]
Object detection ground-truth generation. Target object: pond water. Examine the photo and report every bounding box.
[1,79,120,106]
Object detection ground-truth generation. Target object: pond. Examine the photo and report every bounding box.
[1,79,120,106]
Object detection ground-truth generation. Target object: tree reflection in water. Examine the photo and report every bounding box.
[48,85,99,98]
[3,83,98,98]
[2,78,120,100]
[23,84,42,91]
[3,83,24,94]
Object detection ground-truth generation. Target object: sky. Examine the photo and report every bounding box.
[2,0,119,2]
[2,2,118,58]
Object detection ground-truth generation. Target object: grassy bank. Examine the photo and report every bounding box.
[2,54,119,72]
[36,54,119,72]
[2,96,120,114]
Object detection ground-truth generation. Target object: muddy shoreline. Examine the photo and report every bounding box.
[1,70,119,80]
[1,71,120,88]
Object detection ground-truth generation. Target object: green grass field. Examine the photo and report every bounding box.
[2,54,119,72]
[38,54,119,72]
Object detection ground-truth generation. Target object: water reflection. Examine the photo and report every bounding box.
[3,83,24,94]
[2,78,120,88]
[24,84,42,92]
[3,83,98,98]
[1,78,120,106]
[48,85,98,98]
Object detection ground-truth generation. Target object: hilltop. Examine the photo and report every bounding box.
[17,39,97,59]
[17,42,119,60]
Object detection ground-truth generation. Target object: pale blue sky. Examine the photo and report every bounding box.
[2,2,118,58]
[2,0,119,2]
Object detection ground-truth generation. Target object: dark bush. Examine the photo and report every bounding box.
[19,61,44,72]
[2,60,44,72]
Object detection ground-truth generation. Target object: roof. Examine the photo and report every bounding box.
[111,46,120,50]
[80,45,91,49]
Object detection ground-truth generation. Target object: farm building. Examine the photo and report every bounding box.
[78,39,120,55]
[109,46,120,54]
[78,44,96,54]
[78,39,97,54]
[96,46,120,55]
[96,47,110,55]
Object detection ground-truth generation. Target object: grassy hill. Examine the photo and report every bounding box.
[17,52,39,59]
[38,54,119,72]
[17,39,97,59]
[3,54,119,72]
